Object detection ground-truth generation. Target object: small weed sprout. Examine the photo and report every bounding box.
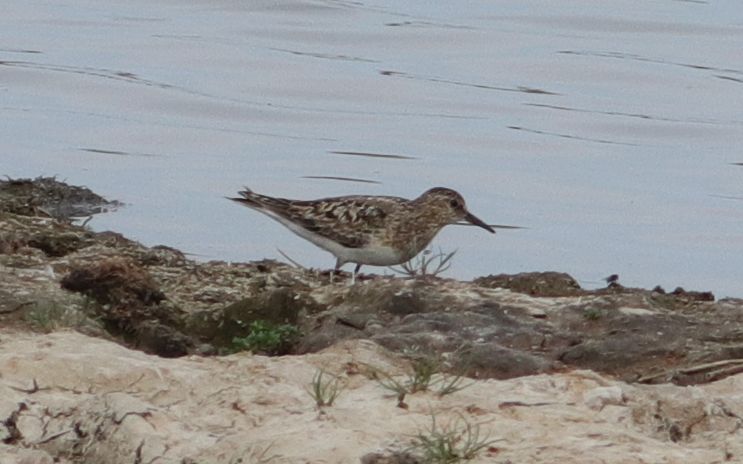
[231,320,300,356]
[410,413,497,463]
[375,373,410,408]
[389,248,457,278]
[306,369,345,407]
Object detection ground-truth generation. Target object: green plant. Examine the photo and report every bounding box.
[583,308,602,320]
[408,356,439,393]
[24,300,91,332]
[306,369,345,407]
[231,320,300,355]
[389,248,457,278]
[410,413,497,463]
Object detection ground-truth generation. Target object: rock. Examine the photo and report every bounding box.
[583,386,625,410]
[0,446,55,464]
[188,287,317,348]
[0,331,742,463]
[457,342,556,379]
[473,271,584,297]
[0,176,118,220]
[132,320,193,357]
[360,451,420,463]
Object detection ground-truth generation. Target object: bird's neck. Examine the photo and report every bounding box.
[392,206,450,261]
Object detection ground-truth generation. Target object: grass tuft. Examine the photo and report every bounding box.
[306,369,345,407]
[435,374,472,397]
[410,413,497,463]
[375,353,472,405]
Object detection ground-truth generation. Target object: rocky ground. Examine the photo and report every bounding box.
[2,177,743,463]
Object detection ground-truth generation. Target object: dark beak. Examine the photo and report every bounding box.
[464,211,495,233]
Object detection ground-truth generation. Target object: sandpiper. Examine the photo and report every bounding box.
[228,187,495,281]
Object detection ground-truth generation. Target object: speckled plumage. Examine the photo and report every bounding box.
[229,187,494,279]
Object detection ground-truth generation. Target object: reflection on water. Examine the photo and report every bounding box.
[329,151,417,160]
[2,0,743,297]
[270,47,380,63]
[80,148,165,158]
[378,69,559,95]
[558,50,743,77]
[301,176,381,184]
[507,125,640,146]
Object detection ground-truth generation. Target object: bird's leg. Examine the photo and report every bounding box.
[351,263,362,285]
[332,259,343,284]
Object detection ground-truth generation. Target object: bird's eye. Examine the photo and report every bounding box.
[449,199,460,208]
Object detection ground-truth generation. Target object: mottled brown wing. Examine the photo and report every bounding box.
[285,197,400,248]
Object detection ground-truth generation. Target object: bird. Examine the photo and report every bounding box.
[228,186,495,282]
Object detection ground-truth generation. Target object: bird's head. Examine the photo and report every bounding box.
[417,187,495,233]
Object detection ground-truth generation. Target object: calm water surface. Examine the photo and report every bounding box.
[3,0,743,296]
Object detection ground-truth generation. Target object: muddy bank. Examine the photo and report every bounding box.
[1,177,741,385]
[3,177,743,463]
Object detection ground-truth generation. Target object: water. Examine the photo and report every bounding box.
[3,0,743,297]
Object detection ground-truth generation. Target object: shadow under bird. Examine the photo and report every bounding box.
[228,187,495,280]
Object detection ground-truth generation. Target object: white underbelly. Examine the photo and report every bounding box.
[258,209,405,265]
[337,244,404,266]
